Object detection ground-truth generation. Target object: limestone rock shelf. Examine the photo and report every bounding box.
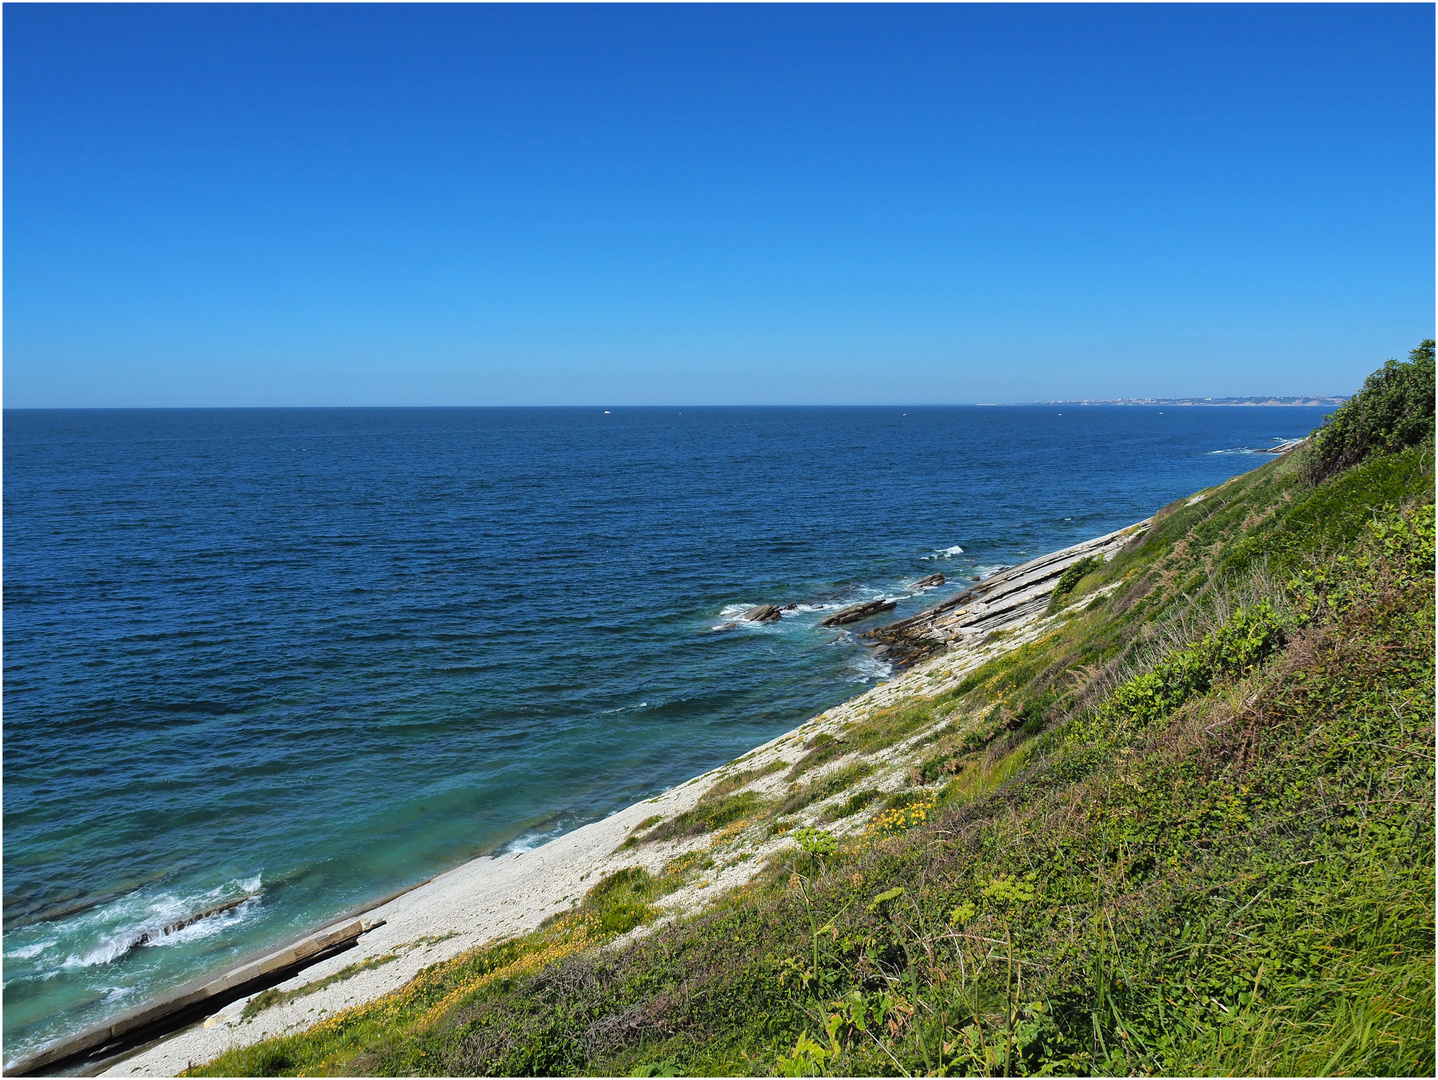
[863,520,1150,666]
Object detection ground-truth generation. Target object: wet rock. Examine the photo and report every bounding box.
[742,604,783,623]
[915,573,945,588]
[819,599,897,627]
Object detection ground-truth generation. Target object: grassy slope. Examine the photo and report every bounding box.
[190,439,1434,1078]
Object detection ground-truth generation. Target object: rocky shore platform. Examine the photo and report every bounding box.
[862,520,1150,666]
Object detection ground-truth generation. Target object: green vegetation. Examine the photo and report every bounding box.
[1047,555,1103,613]
[614,815,669,851]
[640,791,770,845]
[188,347,1434,1077]
[702,760,784,801]
[633,762,785,845]
[1303,338,1434,483]
[786,704,936,783]
[574,867,664,937]
[818,788,881,823]
[1091,600,1285,729]
[776,762,875,817]
[241,954,402,1021]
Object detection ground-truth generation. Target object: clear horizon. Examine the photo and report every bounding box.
[0,400,1350,412]
[3,4,1433,408]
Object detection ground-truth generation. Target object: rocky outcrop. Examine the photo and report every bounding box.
[914,573,945,588]
[862,520,1149,665]
[819,599,897,627]
[741,605,782,623]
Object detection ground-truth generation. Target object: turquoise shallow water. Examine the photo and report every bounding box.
[1,405,1331,1061]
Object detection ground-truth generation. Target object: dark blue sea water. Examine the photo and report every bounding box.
[1,405,1331,1062]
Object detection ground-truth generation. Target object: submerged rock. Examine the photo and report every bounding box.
[819,599,897,627]
[741,604,783,623]
[131,893,259,949]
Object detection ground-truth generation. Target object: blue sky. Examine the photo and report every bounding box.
[4,3,1433,407]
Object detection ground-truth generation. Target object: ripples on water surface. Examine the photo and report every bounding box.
[1,405,1331,1060]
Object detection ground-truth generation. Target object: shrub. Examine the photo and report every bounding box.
[1047,555,1103,613]
[1303,339,1435,483]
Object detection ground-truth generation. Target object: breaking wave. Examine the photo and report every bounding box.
[920,544,965,560]
[847,655,894,683]
[52,876,263,971]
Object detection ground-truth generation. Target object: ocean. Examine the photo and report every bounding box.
[1,404,1332,1062]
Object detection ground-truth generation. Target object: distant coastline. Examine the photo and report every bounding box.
[1028,395,1348,407]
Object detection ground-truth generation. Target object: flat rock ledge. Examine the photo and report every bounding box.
[863,519,1150,665]
[819,598,898,627]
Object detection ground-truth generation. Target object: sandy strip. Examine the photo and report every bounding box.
[100,526,1145,1077]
